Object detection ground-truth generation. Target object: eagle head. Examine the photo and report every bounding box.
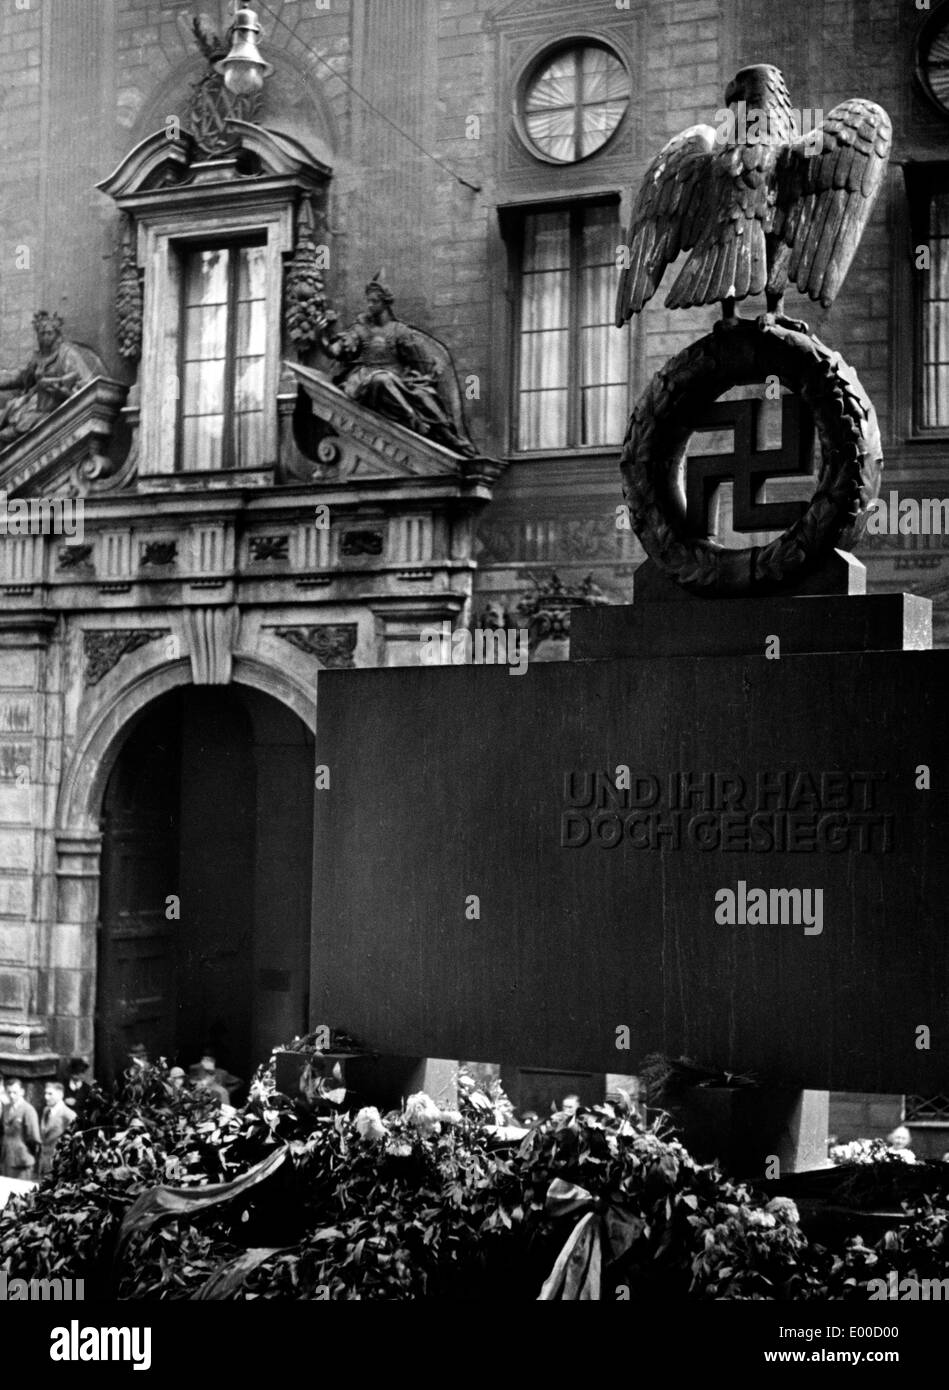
[725,64,789,107]
[724,64,797,144]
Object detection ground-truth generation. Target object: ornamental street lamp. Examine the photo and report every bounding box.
[215,7,274,96]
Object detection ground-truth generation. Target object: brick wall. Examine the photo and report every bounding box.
[0,0,43,356]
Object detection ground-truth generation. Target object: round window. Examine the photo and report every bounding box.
[916,3,949,118]
[521,43,630,163]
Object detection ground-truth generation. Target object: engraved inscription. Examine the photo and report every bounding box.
[561,769,894,852]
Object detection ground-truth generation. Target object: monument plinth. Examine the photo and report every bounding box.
[311,64,929,1173]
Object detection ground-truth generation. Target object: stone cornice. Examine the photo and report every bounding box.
[284,366,507,504]
[0,378,129,499]
[287,364,467,480]
[97,123,331,221]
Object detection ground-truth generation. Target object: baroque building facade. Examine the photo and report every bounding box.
[0,0,944,1142]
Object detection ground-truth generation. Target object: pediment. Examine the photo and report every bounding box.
[0,377,130,499]
[286,363,473,481]
[97,121,330,210]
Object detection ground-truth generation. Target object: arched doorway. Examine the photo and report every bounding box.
[95,684,314,1084]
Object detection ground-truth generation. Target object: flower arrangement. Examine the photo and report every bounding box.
[0,1053,946,1301]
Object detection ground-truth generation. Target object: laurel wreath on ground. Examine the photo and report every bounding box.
[620,321,883,595]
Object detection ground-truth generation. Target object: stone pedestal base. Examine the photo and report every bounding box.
[673,1086,829,1176]
[274,1051,457,1113]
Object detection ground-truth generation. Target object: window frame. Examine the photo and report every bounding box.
[134,202,293,477]
[914,2,949,122]
[175,233,268,473]
[905,161,949,440]
[510,195,628,456]
[514,38,632,168]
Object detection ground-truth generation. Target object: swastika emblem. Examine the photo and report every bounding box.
[685,395,816,537]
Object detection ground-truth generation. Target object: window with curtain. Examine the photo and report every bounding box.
[522,44,629,164]
[179,240,267,470]
[516,203,626,452]
[921,187,949,431]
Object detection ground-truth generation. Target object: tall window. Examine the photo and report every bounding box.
[921,188,949,431]
[179,241,266,470]
[516,203,625,451]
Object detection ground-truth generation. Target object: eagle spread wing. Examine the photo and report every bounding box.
[614,125,718,325]
[615,97,891,322]
[774,98,892,307]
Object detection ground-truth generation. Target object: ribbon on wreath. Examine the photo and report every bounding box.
[536,1178,645,1300]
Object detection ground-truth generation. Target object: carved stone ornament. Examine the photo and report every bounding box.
[284,194,328,356]
[341,530,383,558]
[249,535,289,563]
[84,630,164,687]
[513,572,610,650]
[186,16,262,157]
[115,215,143,363]
[271,624,357,668]
[57,544,94,572]
[140,541,177,567]
[318,275,477,457]
[183,606,239,685]
[621,321,883,596]
[0,313,106,452]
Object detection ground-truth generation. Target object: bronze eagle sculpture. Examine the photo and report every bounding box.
[615,64,892,329]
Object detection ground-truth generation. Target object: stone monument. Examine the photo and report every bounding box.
[310,69,944,1174]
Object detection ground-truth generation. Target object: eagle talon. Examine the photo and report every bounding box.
[757,311,810,335]
[775,312,810,334]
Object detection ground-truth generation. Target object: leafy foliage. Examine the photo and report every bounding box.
[284,196,328,356]
[115,216,143,362]
[1,1056,947,1300]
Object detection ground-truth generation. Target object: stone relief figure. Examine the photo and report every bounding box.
[0,311,96,446]
[319,275,475,456]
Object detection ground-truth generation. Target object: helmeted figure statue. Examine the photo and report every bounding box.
[0,311,95,446]
[320,276,475,456]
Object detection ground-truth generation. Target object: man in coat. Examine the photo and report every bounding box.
[39,1081,75,1179]
[1,1078,40,1179]
[63,1057,92,1118]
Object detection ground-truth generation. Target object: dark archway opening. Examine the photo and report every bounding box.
[95,685,314,1085]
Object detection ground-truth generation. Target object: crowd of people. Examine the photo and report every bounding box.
[125,1043,241,1107]
[0,1075,80,1182]
[0,1046,242,1182]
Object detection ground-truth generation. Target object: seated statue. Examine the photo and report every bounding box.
[319,276,475,456]
[0,311,95,446]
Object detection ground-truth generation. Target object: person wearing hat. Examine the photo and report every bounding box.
[162,1066,188,1102]
[63,1057,92,1118]
[187,1050,240,1101]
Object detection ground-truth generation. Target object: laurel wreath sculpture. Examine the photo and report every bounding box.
[620,321,883,595]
